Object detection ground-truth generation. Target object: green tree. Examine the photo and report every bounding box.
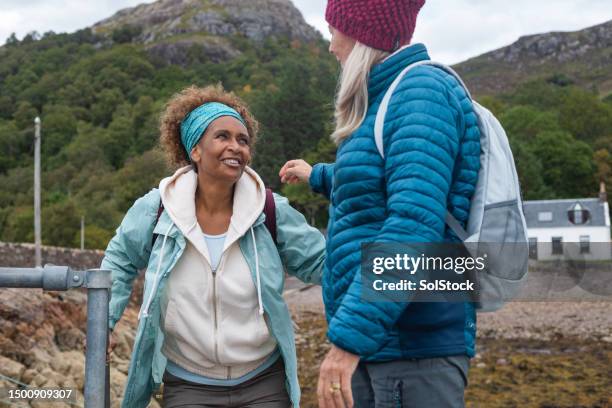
[531,131,596,198]
[559,88,612,142]
[41,104,77,159]
[42,199,80,247]
[500,106,560,143]
[0,121,29,173]
[90,88,123,127]
[13,101,38,130]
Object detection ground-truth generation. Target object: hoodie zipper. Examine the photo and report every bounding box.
[211,253,227,367]
[212,270,220,364]
[211,252,238,380]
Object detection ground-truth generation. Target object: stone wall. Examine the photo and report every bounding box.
[0,242,104,270]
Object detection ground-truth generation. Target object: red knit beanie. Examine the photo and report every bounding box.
[325,0,426,52]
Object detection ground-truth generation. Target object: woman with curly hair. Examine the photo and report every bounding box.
[102,84,325,408]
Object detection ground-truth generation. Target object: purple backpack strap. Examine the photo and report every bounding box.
[151,201,164,247]
[264,188,277,245]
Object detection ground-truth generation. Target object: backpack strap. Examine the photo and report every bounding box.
[264,188,277,245]
[374,60,472,160]
[151,200,164,247]
[374,60,472,241]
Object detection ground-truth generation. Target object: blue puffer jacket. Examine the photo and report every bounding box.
[309,44,481,360]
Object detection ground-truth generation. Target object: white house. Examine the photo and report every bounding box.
[523,183,611,260]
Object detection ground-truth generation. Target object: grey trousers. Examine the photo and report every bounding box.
[352,356,469,408]
[162,358,290,408]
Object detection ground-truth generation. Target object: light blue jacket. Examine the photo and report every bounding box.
[102,188,325,408]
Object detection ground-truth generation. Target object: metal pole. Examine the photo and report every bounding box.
[0,267,43,287]
[0,266,111,408]
[34,116,42,268]
[0,266,73,289]
[81,216,85,250]
[84,269,111,408]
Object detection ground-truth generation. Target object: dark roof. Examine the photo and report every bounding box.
[523,198,608,228]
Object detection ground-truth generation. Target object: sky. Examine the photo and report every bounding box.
[1,0,611,64]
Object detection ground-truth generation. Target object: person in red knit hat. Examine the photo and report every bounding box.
[281,0,481,407]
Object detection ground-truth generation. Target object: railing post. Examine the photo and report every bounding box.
[83,269,112,408]
[0,266,112,408]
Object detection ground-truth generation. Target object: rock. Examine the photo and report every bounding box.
[476,362,486,369]
[455,19,612,96]
[0,355,25,380]
[496,358,508,366]
[60,377,78,390]
[146,37,240,66]
[31,400,71,408]
[22,369,37,384]
[602,336,612,343]
[109,367,128,401]
[31,373,48,387]
[91,0,322,66]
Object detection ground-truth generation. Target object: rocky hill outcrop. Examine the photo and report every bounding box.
[92,0,321,65]
[455,20,612,97]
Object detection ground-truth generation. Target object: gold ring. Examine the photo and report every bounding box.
[329,382,341,392]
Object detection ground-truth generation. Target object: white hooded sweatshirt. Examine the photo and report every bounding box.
[158,165,277,379]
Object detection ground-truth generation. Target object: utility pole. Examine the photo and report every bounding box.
[34,116,41,268]
[81,216,85,250]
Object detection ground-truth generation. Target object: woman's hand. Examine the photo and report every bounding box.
[279,159,312,184]
[317,345,360,408]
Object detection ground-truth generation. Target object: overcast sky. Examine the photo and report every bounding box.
[1,0,611,64]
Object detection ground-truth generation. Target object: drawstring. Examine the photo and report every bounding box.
[250,227,264,315]
[139,222,173,320]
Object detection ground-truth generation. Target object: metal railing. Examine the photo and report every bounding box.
[0,266,111,408]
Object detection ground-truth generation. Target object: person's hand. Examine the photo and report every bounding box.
[279,159,312,184]
[317,344,360,408]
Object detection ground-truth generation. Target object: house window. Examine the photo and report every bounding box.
[528,237,538,260]
[574,209,583,224]
[579,235,590,254]
[538,212,553,222]
[568,203,590,225]
[552,237,563,254]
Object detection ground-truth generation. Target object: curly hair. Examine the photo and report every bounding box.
[159,84,259,168]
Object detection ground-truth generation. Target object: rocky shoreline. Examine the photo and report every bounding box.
[0,281,610,407]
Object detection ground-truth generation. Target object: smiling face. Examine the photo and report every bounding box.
[328,25,356,66]
[190,116,251,184]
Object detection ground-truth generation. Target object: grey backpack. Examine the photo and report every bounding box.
[374,60,529,312]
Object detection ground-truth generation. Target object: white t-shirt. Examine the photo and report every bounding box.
[203,232,226,272]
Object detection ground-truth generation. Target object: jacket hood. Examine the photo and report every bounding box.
[158,165,266,264]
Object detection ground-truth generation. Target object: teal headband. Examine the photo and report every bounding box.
[180,102,246,158]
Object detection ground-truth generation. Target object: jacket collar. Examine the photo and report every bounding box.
[368,43,430,104]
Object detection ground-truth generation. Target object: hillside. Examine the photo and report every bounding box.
[0,2,611,250]
[455,19,612,97]
[92,0,321,65]
[0,0,338,249]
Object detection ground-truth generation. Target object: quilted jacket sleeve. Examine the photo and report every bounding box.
[101,189,160,330]
[327,68,467,356]
[309,163,335,199]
